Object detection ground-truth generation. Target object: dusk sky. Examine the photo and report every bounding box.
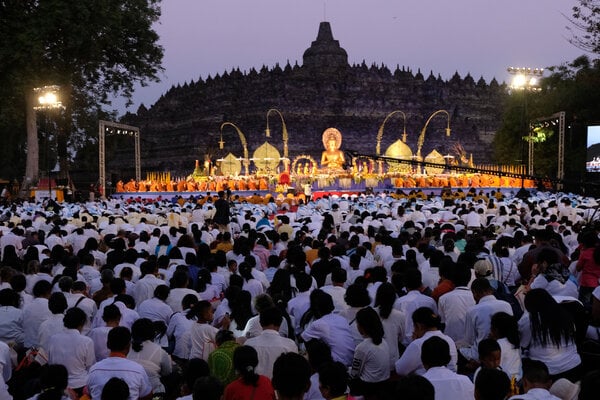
[116,0,586,115]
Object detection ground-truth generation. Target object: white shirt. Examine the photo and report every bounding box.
[132,274,165,306]
[287,291,311,335]
[462,295,513,359]
[394,330,458,376]
[508,388,561,400]
[423,366,474,400]
[0,306,24,346]
[394,290,438,345]
[127,340,172,393]
[167,310,195,359]
[438,287,475,346]
[301,313,357,367]
[518,312,581,375]
[87,355,152,400]
[245,329,298,379]
[38,313,65,351]
[188,322,218,360]
[47,329,96,388]
[22,297,51,348]
[86,326,112,361]
[167,288,199,313]
[498,337,522,381]
[380,308,406,370]
[349,338,390,383]
[321,285,348,314]
[137,297,173,325]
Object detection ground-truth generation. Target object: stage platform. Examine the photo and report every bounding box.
[109,186,529,202]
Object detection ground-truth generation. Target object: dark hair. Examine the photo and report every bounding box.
[182,293,199,311]
[48,292,68,314]
[451,262,472,287]
[131,318,155,352]
[0,288,19,307]
[33,279,52,298]
[374,282,397,319]
[490,312,520,349]
[272,352,311,398]
[471,277,493,294]
[521,359,551,385]
[63,307,87,329]
[477,338,501,359]
[295,271,312,292]
[192,376,224,400]
[310,289,334,318]
[233,345,260,386]
[405,268,423,290]
[356,306,384,345]
[101,377,130,400]
[38,364,69,400]
[184,358,210,392]
[318,361,348,398]
[102,304,122,322]
[475,368,510,400]
[394,375,435,400]
[259,306,282,328]
[411,307,443,330]
[524,288,575,347]
[344,283,371,308]
[109,278,126,296]
[229,290,253,328]
[305,339,333,370]
[421,336,451,368]
[107,326,131,352]
[153,284,170,301]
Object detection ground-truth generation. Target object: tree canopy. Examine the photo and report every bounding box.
[568,0,600,54]
[0,0,164,182]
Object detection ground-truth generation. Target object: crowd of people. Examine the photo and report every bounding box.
[0,187,600,400]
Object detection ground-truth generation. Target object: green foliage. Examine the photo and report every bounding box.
[567,0,600,55]
[0,0,164,180]
[497,54,600,180]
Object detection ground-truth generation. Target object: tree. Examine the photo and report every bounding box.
[567,0,600,55]
[0,0,164,188]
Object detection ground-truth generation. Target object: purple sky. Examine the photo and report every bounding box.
[115,0,585,115]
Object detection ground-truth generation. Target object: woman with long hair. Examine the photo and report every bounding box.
[155,234,172,257]
[575,230,600,307]
[223,345,275,400]
[490,311,522,381]
[228,290,254,338]
[349,306,390,399]
[238,262,264,299]
[127,318,173,395]
[374,282,406,371]
[519,288,582,382]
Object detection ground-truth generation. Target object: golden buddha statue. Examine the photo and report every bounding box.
[320,127,345,170]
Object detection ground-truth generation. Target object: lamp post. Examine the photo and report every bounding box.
[416,110,451,172]
[220,122,250,175]
[507,67,543,175]
[376,110,409,174]
[33,85,63,200]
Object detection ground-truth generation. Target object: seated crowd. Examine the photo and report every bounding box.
[0,188,600,399]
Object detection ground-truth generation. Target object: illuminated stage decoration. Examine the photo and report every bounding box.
[252,141,281,173]
[424,150,445,175]
[321,127,345,170]
[384,139,413,173]
[219,153,242,176]
[291,154,318,176]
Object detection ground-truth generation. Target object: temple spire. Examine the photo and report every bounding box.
[302,21,349,70]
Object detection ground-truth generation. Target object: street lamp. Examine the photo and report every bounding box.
[33,85,63,200]
[507,67,543,175]
[416,110,451,160]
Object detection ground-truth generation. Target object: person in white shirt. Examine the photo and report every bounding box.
[508,360,561,400]
[0,288,24,347]
[301,290,355,367]
[438,263,475,346]
[245,306,298,379]
[127,318,172,395]
[421,336,474,400]
[47,307,96,393]
[374,282,405,370]
[490,311,523,382]
[87,304,122,361]
[78,253,101,286]
[394,268,437,345]
[38,292,68,351]
[22,279,52,348]
[137,285,173,325]
[461,278,513,361]
[348,306,390,398]
[321,267,348,314]
[188,300,220,360]
[395,306,458,376]
[286,273,312,336]
[86,326,153,400]
[133,261,165,306]
[518,289,582,381]
[166,270,199,313]
[166,294,198,362]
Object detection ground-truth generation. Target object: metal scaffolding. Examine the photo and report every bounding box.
[98,120,140,198]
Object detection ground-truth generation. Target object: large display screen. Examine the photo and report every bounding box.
[586,125,600,172]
